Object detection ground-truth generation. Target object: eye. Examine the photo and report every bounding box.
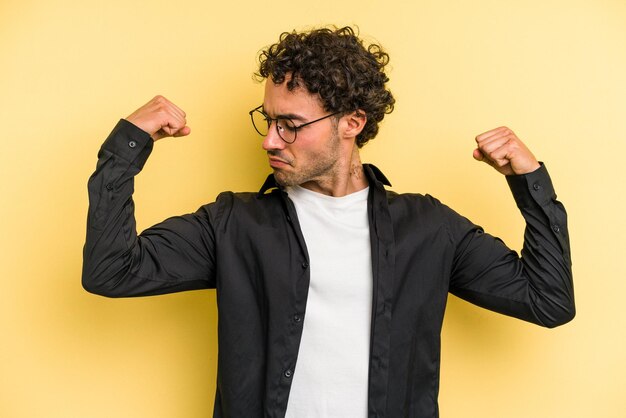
[278,119,297,132]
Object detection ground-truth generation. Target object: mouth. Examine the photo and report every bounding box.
[267,154,292,169]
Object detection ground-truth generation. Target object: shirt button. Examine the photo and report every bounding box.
[533,183,541,191]
[128,140,137,148]
[552,224,560,233]
[293,314,302,323]
[301,261,308,269]
[286,215,292,222]
[105,183,114,191]
[284,369,293,378]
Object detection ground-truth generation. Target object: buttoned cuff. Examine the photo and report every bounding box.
[100,119,153,170]
[505,163,557,209]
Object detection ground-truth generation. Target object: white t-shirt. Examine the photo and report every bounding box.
[284,185,373,418]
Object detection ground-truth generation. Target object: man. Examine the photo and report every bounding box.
[83,26,575,417]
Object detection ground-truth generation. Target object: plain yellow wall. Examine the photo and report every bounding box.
[1,0,625,417]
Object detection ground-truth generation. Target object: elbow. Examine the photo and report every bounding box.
[81,267,122,298]
[541,303,576,328]
[531,276,576,328]
[81,249,134,298]
[82,275,116,298]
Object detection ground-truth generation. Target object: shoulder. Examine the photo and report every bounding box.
[365,164,458,218]
[385,190,473,235]
[202,189,284,226]
[386,190,449,214]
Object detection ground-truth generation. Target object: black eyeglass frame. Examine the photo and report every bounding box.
[249,105,342,144]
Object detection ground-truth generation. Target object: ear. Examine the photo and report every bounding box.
[340,110,367,141]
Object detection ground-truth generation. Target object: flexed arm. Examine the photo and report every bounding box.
[82,97,216,297]
[448,126,574,327]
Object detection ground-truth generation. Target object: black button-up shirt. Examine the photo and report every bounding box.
[83,120,575,417]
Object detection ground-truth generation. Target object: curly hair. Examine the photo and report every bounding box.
[256,26,395,148]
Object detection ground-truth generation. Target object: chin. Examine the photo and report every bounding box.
[272,170,289,186]
[273,170,300,187]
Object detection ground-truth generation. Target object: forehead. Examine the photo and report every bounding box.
[263,79,323,117]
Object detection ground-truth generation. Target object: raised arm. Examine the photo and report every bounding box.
[448,127,575,327]
[82,96,216,297]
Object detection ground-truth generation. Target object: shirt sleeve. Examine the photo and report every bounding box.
[448,164,575,327]
[82,120,216,297]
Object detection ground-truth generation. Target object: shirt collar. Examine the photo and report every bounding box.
[257,163,392,196]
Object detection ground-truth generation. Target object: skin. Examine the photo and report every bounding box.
[260,78,368,196]
[126,95,190,141]
[473,126,541,176]
[125,89,541,197]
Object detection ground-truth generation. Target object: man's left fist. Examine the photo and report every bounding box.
[473,126,541,176]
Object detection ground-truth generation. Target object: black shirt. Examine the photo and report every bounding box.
[83,120,575,417]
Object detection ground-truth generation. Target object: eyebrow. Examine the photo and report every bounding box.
[261,106,307,122]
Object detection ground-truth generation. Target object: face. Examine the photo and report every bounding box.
[261,79,343,189]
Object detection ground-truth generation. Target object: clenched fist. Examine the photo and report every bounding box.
[473,126,541,176]
[125,95,191,141]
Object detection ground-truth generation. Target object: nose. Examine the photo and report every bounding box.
[262,121,286,151]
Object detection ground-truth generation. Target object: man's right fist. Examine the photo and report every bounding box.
[125,95,191,141]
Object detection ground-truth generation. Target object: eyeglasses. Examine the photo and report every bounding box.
[249,105,342,144]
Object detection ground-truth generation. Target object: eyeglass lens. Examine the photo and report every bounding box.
[250,110,297,143]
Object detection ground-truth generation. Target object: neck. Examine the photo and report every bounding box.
[300,145,368,197]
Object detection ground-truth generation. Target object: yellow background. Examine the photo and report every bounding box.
[1,0,624,416]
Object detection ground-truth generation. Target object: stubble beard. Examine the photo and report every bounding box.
[272,130,341,188]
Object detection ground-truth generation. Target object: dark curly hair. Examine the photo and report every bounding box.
[256,26,395,148]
